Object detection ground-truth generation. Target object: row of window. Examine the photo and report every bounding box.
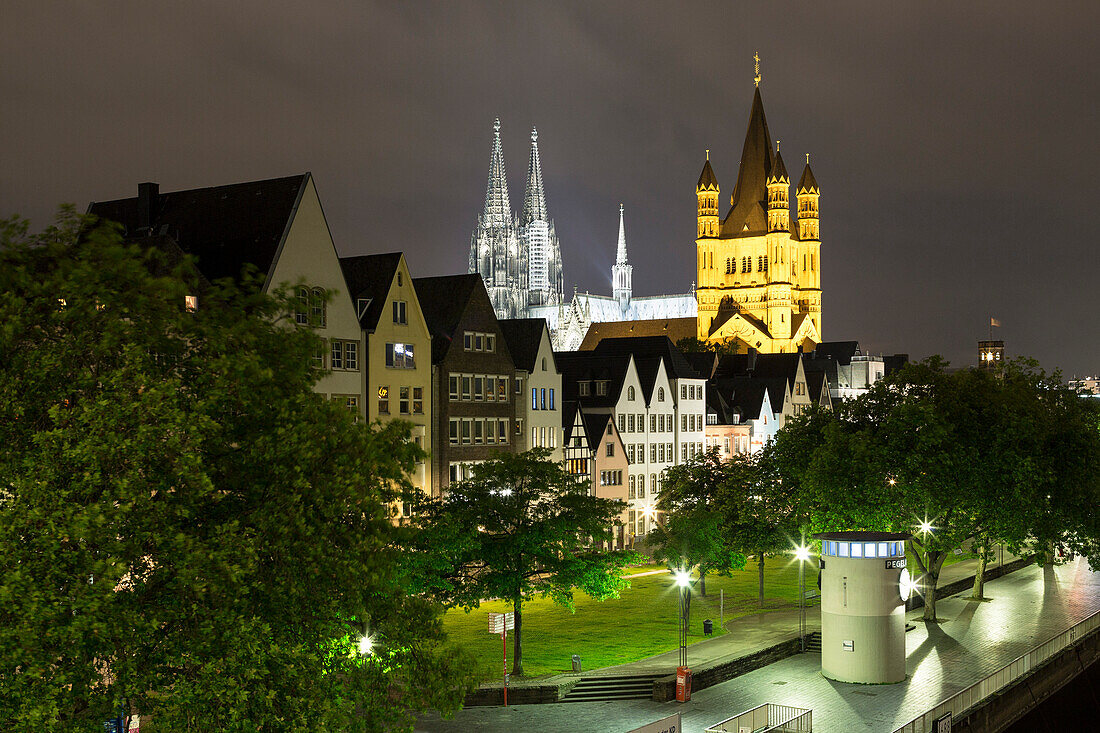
[627,473,662,499]
[377,385,424,415]
[722,256,770,275]
[448,374,511,402]
[680,384,702,400]
[531,387,556,411]
[463,331,496,353]
[599,470,623,486]
[578,380,609,397]
[448,418,513,446]
[821,540,906,558]
[449,461,481,483]
[706,435,751,455]
[622,442,678,464]
[681,442,704,461]
[681,413,704,432]
[532,425,557,449]
[619,412,696,435]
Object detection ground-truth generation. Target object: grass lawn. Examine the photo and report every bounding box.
[442,554,820,682]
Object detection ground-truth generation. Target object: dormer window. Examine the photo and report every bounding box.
[578,381,591,396]
[595,381,609,396]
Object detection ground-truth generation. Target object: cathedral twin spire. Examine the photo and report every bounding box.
[470,119,563,318]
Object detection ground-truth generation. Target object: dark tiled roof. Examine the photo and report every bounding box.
[412,274,485,363]
[721,86,774,239]
[797,163,819,194]
[582,412,614,451]
[578,317,697,351]
[806,370,828,404]
[556,352,633,408]
[591,336,701,380]
[87,175,309,286]
[339,252,402,331]
[767,149,788,183]
[697,158,719,191]
[498,318,550,373]
[809,341,860,365]
[710,376,769,421]
[684,352,718,380]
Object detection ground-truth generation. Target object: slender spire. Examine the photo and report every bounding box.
[724,85,775,235]
[482,117,512,229]
[616,204,628,264]
[754,51,761,87]
[520,126,548,226]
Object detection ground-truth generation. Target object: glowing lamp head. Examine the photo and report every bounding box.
[673,569,692,588]
[358,634,374,656]
[899,568,915,601]
[919,520,933,534]
[794,545,811,562]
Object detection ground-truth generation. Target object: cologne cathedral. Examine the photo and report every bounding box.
[468,120,564,319]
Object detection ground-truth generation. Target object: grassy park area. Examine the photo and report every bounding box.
[442,555,820,682]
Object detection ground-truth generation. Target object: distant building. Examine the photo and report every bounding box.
[804,341,906,402]
[1068,375,1100,396]
[978,339,1005,371]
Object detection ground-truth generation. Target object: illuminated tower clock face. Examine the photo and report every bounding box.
[899,568,912,601]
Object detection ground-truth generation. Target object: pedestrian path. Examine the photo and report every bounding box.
[414,557,1099,733]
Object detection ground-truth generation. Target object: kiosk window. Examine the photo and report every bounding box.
[879,542,888,557]
[851,543,863,558]
[838,542,849,557]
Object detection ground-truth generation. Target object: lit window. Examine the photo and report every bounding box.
[839,542,849,557]
[851,543,863,558]
[185,295,198,312]
[549,388,554,410]
[385,343,415,369]
[878,542,888,557]
[412,386,423,414]
[377,386,389,414]
[498,377,508,400]
[532,388,538,410]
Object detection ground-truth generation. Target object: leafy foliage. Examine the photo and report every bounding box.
[0,210,473,731]
[413,449,634,676]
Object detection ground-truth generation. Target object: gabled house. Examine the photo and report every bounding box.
[340,252,433,498]
[707,376,781,454]
[563,402,629,548]
[413,274,518,494]
[88,174,363,408]
[499,318,563,462]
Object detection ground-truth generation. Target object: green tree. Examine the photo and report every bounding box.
[0,211,473,731]
[652,449,747,596]
[416,450,634,677]
[790,359,1063,621]
[676,336,740,357]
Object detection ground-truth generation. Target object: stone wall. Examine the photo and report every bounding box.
[952,624,1100,733]
[652,638,804,702]
[463,677,575,707]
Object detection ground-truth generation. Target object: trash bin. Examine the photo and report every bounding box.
[675,666,692,702]
[571,654,582,673]
[703,618,714,636]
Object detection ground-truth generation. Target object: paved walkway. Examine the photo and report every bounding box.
[415,557,1099,733]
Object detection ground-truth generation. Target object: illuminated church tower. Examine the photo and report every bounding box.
[695,56,822,353]
[519,127,564,309]
[470,118,527,319]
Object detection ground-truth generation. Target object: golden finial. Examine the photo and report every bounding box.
[806,152,810,165]
[753,52,761,87]
[776,140,780,153]
[706,148,710,160]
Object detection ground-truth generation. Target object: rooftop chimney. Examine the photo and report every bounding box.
[138,182,159,231]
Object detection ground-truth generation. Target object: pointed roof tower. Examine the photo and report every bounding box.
[723,85,775,237]
[482,118,512,229]
[520,126,548,227]
[697,150,719,191]
[797,157,819,194]
[768,142,789,183]
[615,203,628,264]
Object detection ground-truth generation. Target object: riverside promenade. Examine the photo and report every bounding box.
[415,557,1100,733]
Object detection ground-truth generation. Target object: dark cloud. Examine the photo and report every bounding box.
[3,1,1097,375]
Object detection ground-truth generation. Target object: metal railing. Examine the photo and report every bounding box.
[893,607,1100,732]
[705,703,812,733]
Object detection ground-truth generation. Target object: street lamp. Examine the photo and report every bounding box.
[673,568,692,668]
[794,544,811,651]
[358,633,374,656]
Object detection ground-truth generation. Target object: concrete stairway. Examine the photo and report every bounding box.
[803,631,822,652]
[560,674,664,702]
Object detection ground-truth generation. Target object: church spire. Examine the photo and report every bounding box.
[612,204,633,313]
[520,126,548,227]
[615,203,628,264]
[482,117,512,229]
[724,84,775,236]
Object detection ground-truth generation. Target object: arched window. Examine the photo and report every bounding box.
[658,388,665,402]
[638,474,645,492]
[628,386,636,401]
[310,287,326,328]
[295,286,310,325]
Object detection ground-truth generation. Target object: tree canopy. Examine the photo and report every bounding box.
[414,449,634,677]
[0,211,472,731]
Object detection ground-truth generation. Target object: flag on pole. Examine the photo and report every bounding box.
[990,317,1001,327]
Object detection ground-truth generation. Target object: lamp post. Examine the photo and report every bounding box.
[794,543,811,651]
[673,569,692,668]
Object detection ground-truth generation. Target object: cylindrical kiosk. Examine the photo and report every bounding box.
[813,531,912,684]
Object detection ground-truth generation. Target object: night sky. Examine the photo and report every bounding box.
[3,2,1098,375]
